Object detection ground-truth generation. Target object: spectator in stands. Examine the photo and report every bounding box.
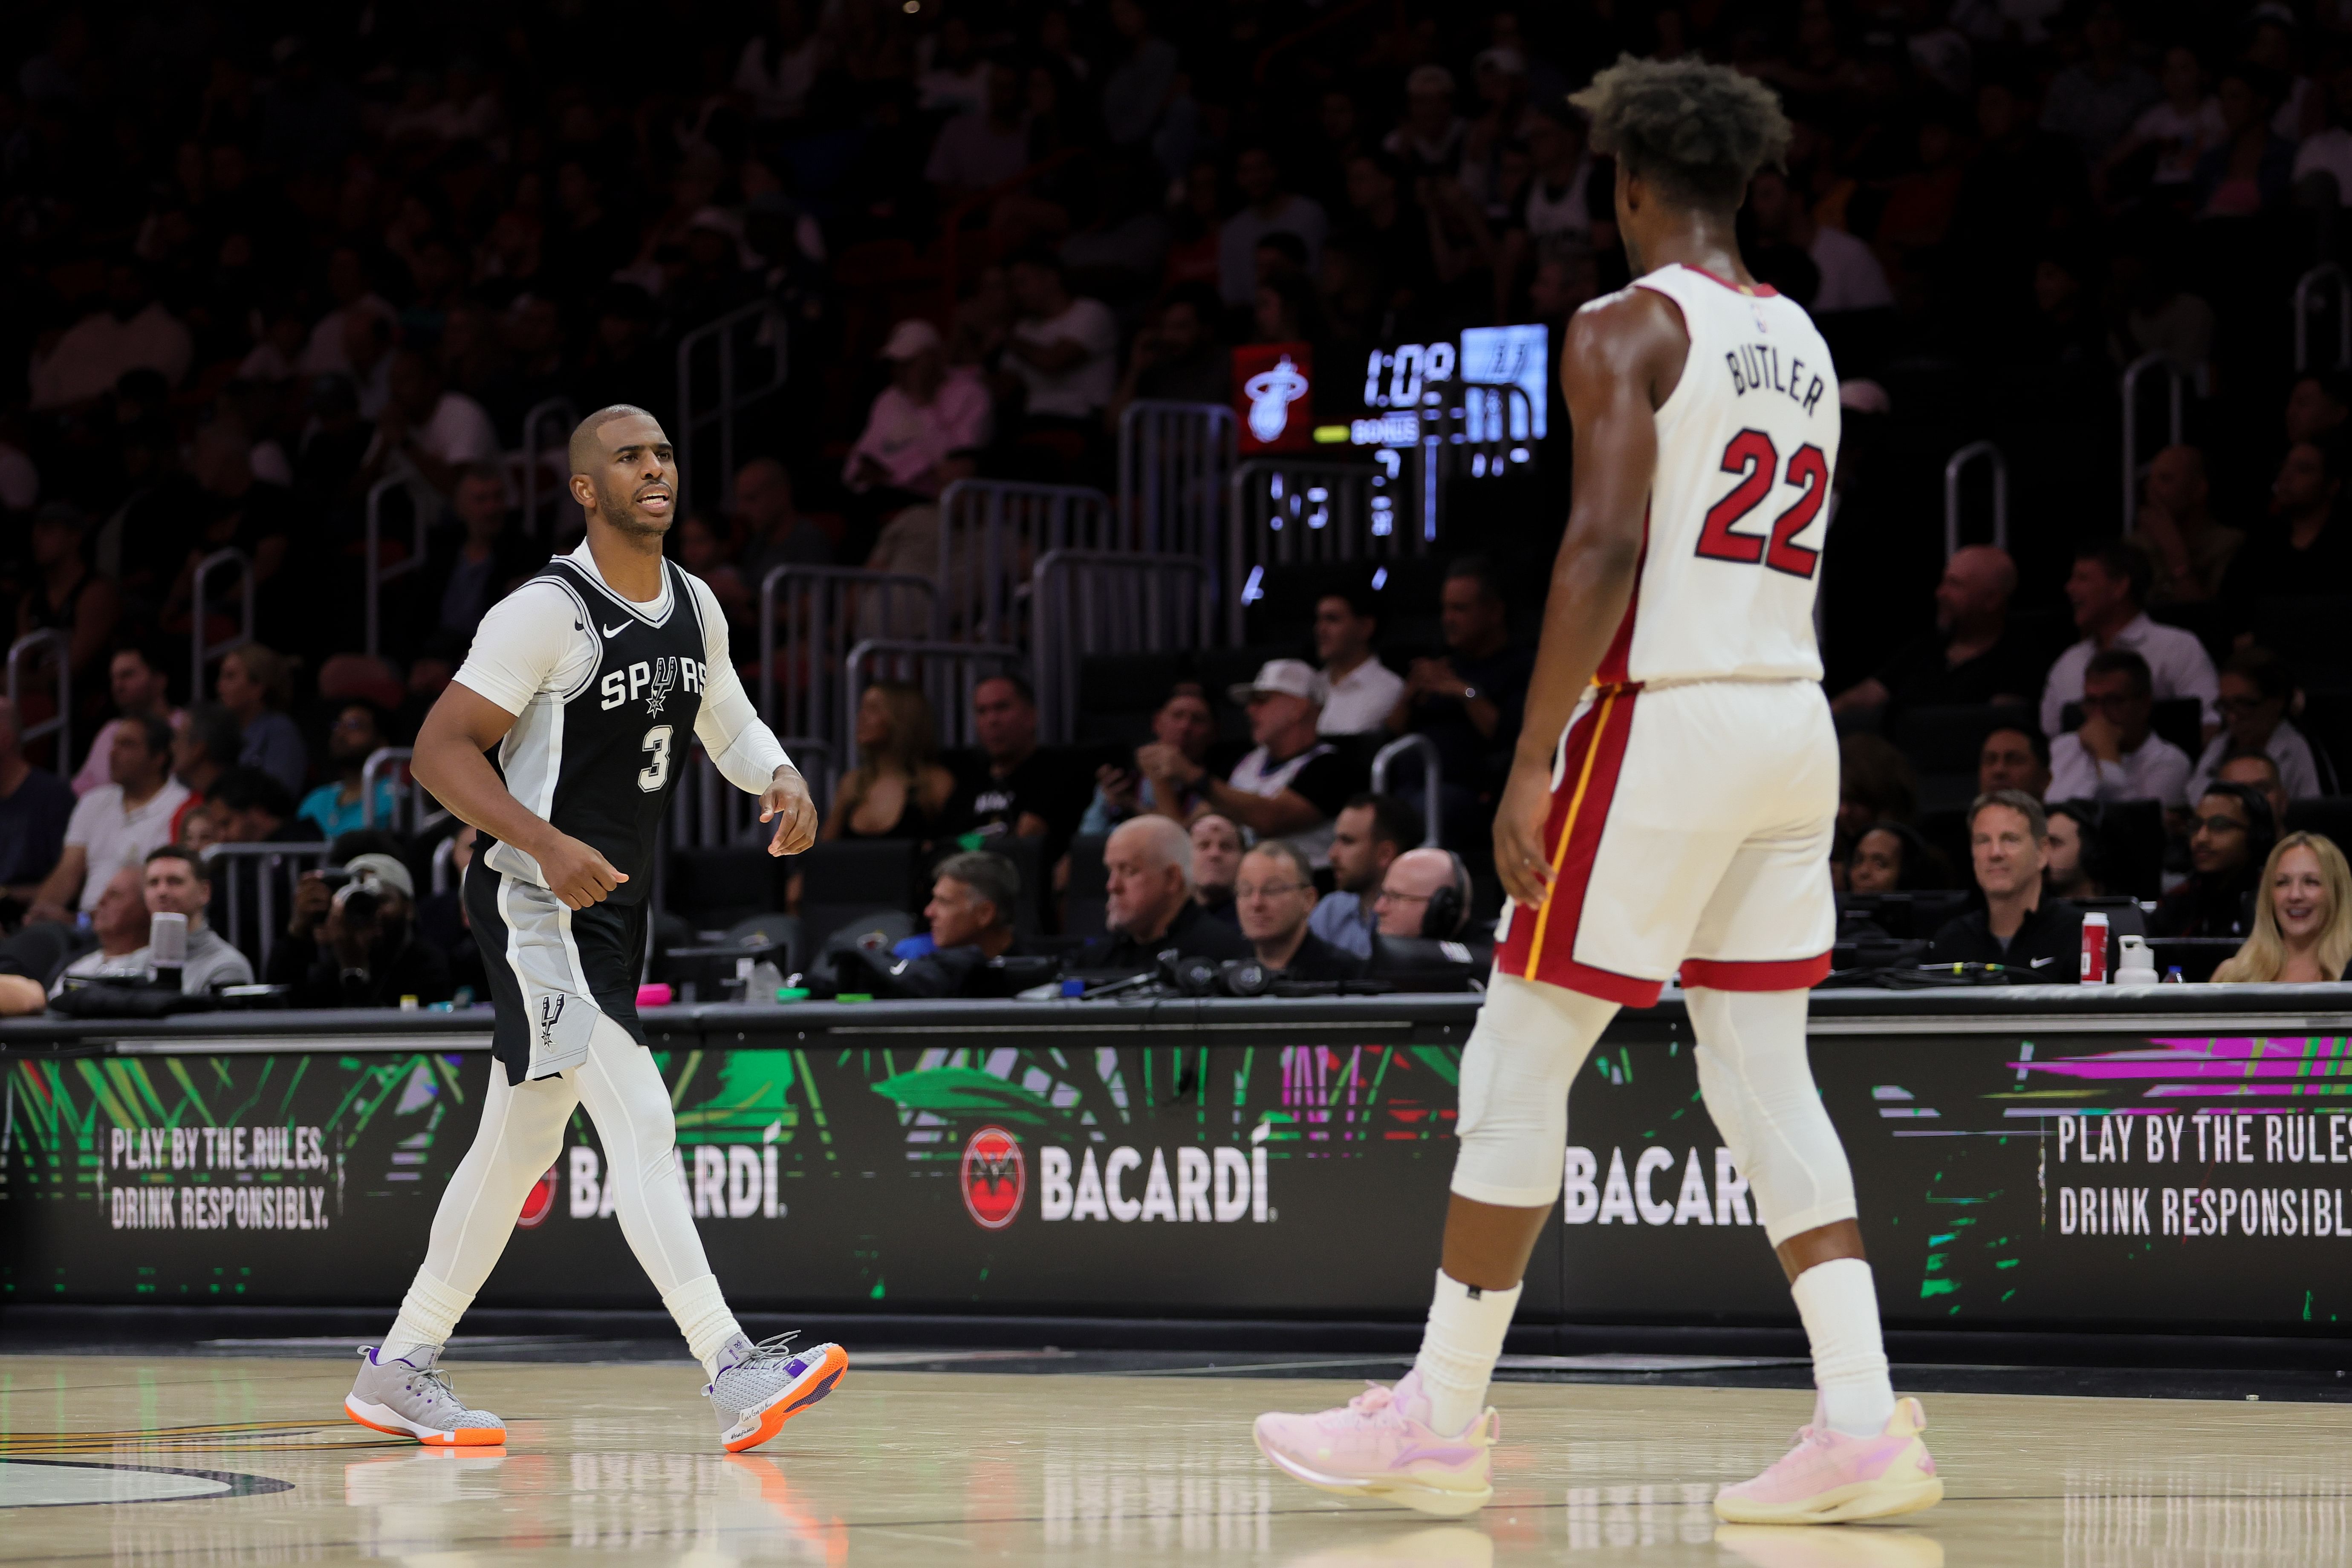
[2211,832,2352,983]
[2284,371,2351,446]
[127,845,254,991]
[1111,286,1230,418]
[0,864,143,1014]
[1832,546,2036,718]
[1339,151,1441,319]
[17,504,119,696]
[1387,556,1531,829]
[0,698,75,915]
[73,644,178,796]
[954,675,1090,862]
[215,768,305,843]
[1099,0,1180,150]
[1145,660,1353,866]
[1314,587,1405,736]
[1219,146,1329,309]
[2106,44,2224,191]
[1848,823,1953,894]
[821,683,956,845]
[1373,847,1475,940]
[216,645,307,796]
[844,320,992,502]
[2215,750,2292,832]
[171,703,244,805]
[872,853,1029,996]
[2037,2,2158,167]
[298,703,399,840]
[28,262,193,409]
[2150,782,2275,939]
[2187,648,2324,804]
[269,850,452,1007]
[2049,650,2194,808]
[2222,438,2352,642]
[2133,445,2240,606]
[1743,166,1893,316]
[1069,815,1249,971]
[1309,793,1417,959]
[1978,725,2051,799]
[2044,801,2104,900]
[2041,542,2218,739]
[1236,840,1366,981]
[357,347,499,505]
[925,59,1028,203]
[1190,812,1242,926]
[1081,683,1215,835]
[734,458,834,584]
[1003,248,1117,441]
[424,464,537,644]
[1837,733,1919,840]
[1925,791,2084,982]
[26,714,188,925]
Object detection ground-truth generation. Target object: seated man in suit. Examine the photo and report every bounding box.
[1066,816,1250,976]
[1924,790,2084,982]
[1234,839,1366,982]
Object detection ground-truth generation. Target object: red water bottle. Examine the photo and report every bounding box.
[2080,910,2109,985]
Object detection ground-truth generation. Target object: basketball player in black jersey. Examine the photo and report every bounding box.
[343,406,845,1454]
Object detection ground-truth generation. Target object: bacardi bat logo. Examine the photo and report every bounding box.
[960,1125,1026,1230]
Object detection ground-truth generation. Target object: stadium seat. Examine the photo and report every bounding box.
[2285,795,2352,848]
[1064,834,1108,938]
[1078,652,1191,721]
[667,847,786,929]
[1893,703,2033,811]
[2086,798,2166,901]
[789,839,922,950]
[2257,595,2352,688]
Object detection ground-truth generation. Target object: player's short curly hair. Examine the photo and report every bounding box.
[1569,56,1792,212]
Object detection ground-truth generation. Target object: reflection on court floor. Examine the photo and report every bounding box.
[0,1356,2347,1565]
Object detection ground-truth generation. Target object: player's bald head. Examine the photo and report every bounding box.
[570,404,664,475]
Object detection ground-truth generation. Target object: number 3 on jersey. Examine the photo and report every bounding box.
[638,725,673,793]
[1693,429,1828,579]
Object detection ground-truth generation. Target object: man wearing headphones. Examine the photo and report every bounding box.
[1373,847,1476,941]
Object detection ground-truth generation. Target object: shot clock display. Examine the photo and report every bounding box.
[1319,325,1549,455]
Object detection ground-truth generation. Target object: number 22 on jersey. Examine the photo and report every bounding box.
[1693,428,1827,580]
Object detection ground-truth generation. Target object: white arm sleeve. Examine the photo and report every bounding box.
[451,580,597,715]
[689,578,794,794]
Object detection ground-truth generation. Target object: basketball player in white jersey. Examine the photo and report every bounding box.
[1254,59,1942,1525]
[342,406,850,1453]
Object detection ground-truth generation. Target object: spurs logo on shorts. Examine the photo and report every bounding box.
[1497,264,1843,1004]
[537,993,565,1051]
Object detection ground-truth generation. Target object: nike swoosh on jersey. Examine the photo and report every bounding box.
[602,621,630,638]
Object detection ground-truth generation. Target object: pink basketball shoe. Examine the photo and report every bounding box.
[1713,1396,1943,1525]
[1252,1370,1496,1518]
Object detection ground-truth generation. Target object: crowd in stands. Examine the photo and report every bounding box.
[3,1,2351,1009]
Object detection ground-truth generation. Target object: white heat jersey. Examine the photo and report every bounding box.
[1592,263,1838,688]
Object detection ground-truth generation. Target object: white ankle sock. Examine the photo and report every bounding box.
[1410,1269,1521,1438]
[662,1273,745,1376]
[383,1269,473,1358]
[1790,1257,1895,1437]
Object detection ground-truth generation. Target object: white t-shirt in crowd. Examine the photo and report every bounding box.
[2134,98,2228,185]
[1008,297,1118,419]
[29,303,194,409]
[1317,659,1406,736]
[2039,615,2219,736]
[62,780,192,912]
[2048,731,2194,809]
[2295,128,2352,202]
[1809,227,1895,314]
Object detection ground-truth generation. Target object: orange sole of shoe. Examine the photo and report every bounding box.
[721,1349,850,1454]
[344,1401,507,1447]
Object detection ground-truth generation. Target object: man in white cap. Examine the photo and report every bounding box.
[1139,659,1358,866]
[267,849,452,1006]
[844,318,991,500]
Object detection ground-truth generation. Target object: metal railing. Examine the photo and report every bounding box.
[516,396,579,537]
[668,737,842,851]
[842,640,1024,771]
[2120,353,2186,531]
[1031,551,1212,745]
[1942,441,2009,559]
[5,630,69,773]
[1119,401,1234,566]
[676,301,788,514]
[363,477,430,660]
[202,841,333,974]
[355,746,449,838]
[1369,734,1443,851]
[2294,263,2351,373]
[1226,459,1395,644]
[937,479,1116,645]
[190,548,255,688]
[431,832,462,895]
[759,566,942,764]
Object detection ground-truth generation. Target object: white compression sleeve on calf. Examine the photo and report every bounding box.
[1448,973,1618,1208]
[662,1273,745,1376]
[384,1269,474,1357]
[1685,987,1857,1246]
[1791,1257,1895,1437]
[1412,1270,1521,1438]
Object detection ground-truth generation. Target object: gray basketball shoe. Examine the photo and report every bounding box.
[705,1332,849,1452]
[345,1345,508,1447]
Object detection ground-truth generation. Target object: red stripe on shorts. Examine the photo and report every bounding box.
[1498,685,1643,1002]
[1679,953,1833,991]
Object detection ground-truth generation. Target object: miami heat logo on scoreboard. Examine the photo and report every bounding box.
[961,1126,1026,1230]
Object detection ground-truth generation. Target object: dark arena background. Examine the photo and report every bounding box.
[3,0,2352,1561]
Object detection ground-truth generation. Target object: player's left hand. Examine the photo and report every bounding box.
[762,766,819,857]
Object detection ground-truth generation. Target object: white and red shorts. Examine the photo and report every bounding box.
[1494,677,1837,1005]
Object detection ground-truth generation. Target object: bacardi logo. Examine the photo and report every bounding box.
[961,1126,1026,1230]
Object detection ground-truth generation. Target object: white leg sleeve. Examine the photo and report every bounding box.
[414,1051,580,1299]
[1448,972,1619,1209]
[573,1011,716,1297]
[1686,987,1856,1247]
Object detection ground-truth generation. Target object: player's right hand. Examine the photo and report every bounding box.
[1494,759,1556,910]
[537,833,626,909]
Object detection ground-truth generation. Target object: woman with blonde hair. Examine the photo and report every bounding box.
[215,643,308,797]
[2211,832,2352,983]
[820,681,956,844]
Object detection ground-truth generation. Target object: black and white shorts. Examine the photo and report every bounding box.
[465,861,647,1085]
